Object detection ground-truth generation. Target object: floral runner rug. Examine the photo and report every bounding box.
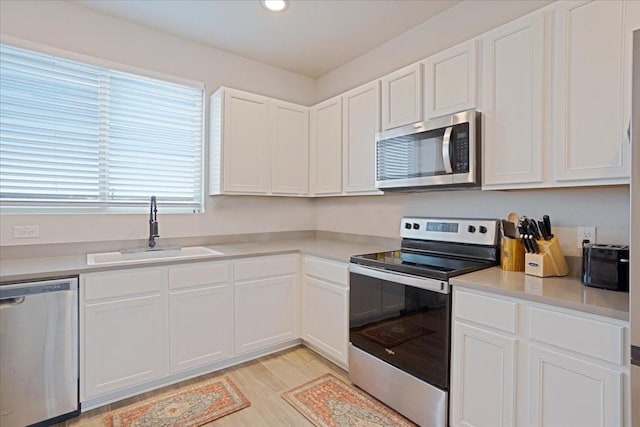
[104,375,250,427]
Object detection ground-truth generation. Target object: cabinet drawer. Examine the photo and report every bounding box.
[529,306,624,365]
[303,256,348,286]
[234,255,298,281]
[83,269,166,301]
[454,289,518,334]
[169,262,229,290]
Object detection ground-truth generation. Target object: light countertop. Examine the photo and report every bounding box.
[450,267,629,321]
[1,237,629,321]
[0,237,393,283]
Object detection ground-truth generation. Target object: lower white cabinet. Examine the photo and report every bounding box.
[300,256,349,368]
[82,268,168,399]
[168,262,233,373]
[450,323,516,427]
[234,254,299,354]
[528,345,623,427]
[450,287,629,427]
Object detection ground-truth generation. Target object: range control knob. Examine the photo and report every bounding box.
[479,226,487,234]
[405,223,412,229]
[468,225,476,233]
[413,223,420,230]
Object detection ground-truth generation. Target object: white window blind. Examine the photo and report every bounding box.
[0,43,204,212]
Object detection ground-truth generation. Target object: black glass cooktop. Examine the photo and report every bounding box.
[350,250,497,281]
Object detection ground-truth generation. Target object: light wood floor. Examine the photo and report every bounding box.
[60,346,349,426]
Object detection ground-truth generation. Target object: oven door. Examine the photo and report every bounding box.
[349,264,451,391]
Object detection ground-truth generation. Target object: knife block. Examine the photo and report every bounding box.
[524,236,569,277]
[501,238,525,271]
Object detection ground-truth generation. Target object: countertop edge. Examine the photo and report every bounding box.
[450,274,629,322]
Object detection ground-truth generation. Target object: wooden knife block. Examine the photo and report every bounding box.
[524,236,569,277]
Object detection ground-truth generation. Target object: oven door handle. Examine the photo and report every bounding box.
[349,264,449,294]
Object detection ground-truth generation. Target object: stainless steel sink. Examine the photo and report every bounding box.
[86,246,224,266]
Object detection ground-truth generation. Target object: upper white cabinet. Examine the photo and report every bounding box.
[423,39,479,119]
[482,12,545,187]
[271,100,309,194]
[310,96,342,195]
[209,87,309,196]
[552,0,632,184]
[380,63,423,130]
[342,81,383,194]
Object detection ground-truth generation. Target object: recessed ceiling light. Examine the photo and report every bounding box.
[262,0,287,12]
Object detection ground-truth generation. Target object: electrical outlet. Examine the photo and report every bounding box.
[576,226,596,248]
[13,225,39,239]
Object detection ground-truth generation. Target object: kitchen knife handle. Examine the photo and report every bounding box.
[529,236,539,254]
[543,215,552,237]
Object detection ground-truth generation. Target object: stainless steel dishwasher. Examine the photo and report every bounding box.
[0,277,79,427]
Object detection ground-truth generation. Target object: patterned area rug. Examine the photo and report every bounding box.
[282,374,417,427]
[104,375,250,427]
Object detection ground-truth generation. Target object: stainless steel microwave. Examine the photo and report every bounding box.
[375,110,480,191]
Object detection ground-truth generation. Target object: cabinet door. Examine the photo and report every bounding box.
[553,1,630,183]
[80,268,167,400]
[222,89,270,193]
[528,345,623,427]
[310,97,342,195]
[450,322,516,427]
[301,276,348,368]
[482,13,544,187]
[424,40,478,119]
[271,100,309,195]
[381,63,422,130]
[168,262,232,373]
[82,269,167,399]
[342,81,383,194]
[234,275,298,354]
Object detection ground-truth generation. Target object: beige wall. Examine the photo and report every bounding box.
[0,0,317,246]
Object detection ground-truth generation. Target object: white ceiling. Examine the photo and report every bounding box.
[74,0,462,78]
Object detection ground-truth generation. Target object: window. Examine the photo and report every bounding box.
[0,44,204,213]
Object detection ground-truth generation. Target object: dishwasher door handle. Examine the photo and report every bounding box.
[0,296,25,308]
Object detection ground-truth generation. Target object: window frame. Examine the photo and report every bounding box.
[0,37,207,215]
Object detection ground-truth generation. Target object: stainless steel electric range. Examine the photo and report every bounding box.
[348,217,499,427]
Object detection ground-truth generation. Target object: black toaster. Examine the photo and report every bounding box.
[582,244,629,292]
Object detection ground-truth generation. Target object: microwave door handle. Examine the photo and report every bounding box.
[442,126,453,173]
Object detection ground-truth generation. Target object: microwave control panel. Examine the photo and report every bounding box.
[453,123,470,173]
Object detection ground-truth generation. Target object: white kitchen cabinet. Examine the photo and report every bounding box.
[450,323,516,427]
[482,12,545,188]
[271,100,309,195]
[450,287,630,427]
[309,96,342,195]
[301,256,349,368]
[552,0,631,184]
[423,39,478,119]
[209,87,309,196]
[168,262,232,373]
[233,254,299,354]
[528,344,623,427]
[81,268,167,399]
[342,81,383,195]
[210,88,270,194]
[380,63,422,130]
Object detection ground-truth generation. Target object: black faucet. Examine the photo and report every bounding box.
[149,196,159,248]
